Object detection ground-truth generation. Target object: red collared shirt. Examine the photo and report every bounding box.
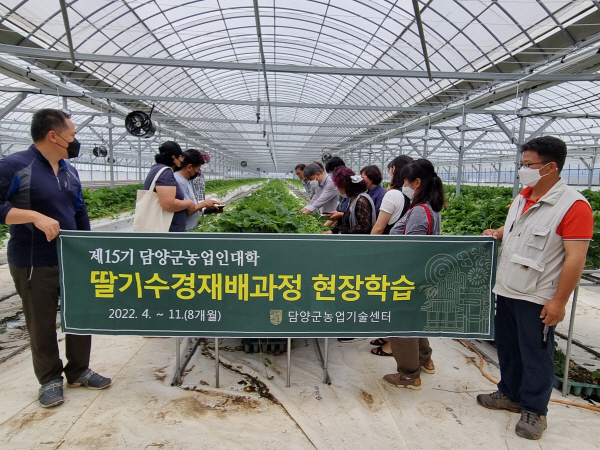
[519,186,593,240]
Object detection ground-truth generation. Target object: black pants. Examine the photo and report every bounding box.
[496,295,555,416]
[10,265,91,385]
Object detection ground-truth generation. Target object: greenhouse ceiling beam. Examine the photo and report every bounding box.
[58,0,75,64]
[0,92,26,120]
[10,112,600,140]
[465,132,488,151]
[75,115,95,133]
[491,114,515,142]
[2,89,597,120]
[0,44,599,82]
[252,0,277,171]
[157,136,345,146]
[526,117,557,141]
[0,58,234,157]
[334,42,600,154]
[112,131,130,148]
[412,0,432,82]
[6,120,600,145]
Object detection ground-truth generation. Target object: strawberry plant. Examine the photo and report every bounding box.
[205,179,266,197]
[442,185,600,268]
[194,179,325,234]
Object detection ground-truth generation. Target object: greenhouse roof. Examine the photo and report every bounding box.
[0,0,599,172]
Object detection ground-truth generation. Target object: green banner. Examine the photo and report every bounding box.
[58,231,497,339]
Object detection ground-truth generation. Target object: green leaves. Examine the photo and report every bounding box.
[194,179,324,234]
[442,185,512,237]
[205,178,267,197]
[83,184,142,219]
[442,185,600,269]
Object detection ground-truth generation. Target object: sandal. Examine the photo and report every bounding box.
[371,346,393,357]
[370,338,388,346]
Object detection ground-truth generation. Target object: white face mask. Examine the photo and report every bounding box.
[518,163,550,187]
[310,179,319,187]
[402,185,415,200]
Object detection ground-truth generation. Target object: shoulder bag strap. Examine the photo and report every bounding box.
[149,166,171,192]
[402,203,432,235]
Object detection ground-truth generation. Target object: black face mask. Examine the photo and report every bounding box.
[56,133,81,159]
[189,173,198,181]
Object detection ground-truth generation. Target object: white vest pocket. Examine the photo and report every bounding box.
[526,225,551,250]
[503,254,545,294]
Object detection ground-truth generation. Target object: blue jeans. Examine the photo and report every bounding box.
[495,295,556,416]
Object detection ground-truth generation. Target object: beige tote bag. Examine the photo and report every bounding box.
[132,167,174,232]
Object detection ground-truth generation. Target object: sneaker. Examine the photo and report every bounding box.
[383,373,422,390]
[337,338,358,343]
[39,378,64,408]
[476,390,521,413]
[421,360,435,374]
[515,410,547,440]
[67,369,111,390]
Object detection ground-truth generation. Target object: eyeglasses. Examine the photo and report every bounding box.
[518,161,547,169]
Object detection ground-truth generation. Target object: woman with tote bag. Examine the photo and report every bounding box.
[133,141,195,232]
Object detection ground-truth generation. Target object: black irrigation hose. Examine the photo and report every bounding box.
[0,291,18,302]
[555,331,600,359]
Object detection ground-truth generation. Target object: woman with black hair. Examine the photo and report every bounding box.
[325,167,376,235]
[383,159,447,390]
[369,155,414,355]
[174,149,220,230]
[371,155,413,236]
[141,141,195,232]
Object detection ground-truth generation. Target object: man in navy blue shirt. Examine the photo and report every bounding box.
[0,109,111,408]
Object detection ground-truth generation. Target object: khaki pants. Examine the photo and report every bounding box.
[10,265,91,385]
[389,337,432,379]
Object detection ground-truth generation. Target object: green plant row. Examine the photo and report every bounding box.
[83,184,142,219]
[442,184,600,268]
[0,178,266,241]
[82,178,265,220]
[441,185,513,237]
[287,179,303,189]
[194,179,326,234]
[204,178,266,197]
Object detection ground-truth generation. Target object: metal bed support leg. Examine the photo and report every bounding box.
[323,338,329,384]
[286,338,291,388]
[314,338,331,384]
[171,337,181,386]
[562,285,579,397]
[215,337,220,388]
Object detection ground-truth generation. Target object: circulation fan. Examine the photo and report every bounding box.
[241,161,248,168]
[322,152,332,163]
[107,157,116,164]
[93,145,107,157]
[257,168,260,172]
[125,108,155,138]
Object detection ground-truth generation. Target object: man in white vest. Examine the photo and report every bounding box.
[478,136,592,440]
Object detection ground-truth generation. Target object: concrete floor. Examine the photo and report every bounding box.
[0,280,599,449]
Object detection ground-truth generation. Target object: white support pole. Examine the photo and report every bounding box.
[138,137,142,183]
[497,162,502,187]
[513,89,530,198]
[456,112,467,197]
[107,116,114,188]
